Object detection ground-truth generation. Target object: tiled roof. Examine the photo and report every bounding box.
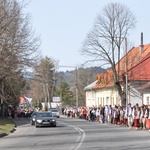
[127,54,150,80]
[89,43,150,90]
[93,69,114,89]
[117,44,150,75]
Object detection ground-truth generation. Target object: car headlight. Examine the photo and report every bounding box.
[52,119,56,122]
[33,118,35,121]
[37,120,42,123]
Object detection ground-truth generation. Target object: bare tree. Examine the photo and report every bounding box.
[32,56,56,109]
[0,0,40,79]
[81,2,136,105]
[76,69,96,106]
[0,0,40,109]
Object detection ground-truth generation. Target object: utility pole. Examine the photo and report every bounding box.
[75,67,78,106]
[125,37,128,107]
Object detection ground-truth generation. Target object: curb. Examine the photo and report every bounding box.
[0,133,7,138]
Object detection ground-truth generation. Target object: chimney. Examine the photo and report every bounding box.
[140,32,144,53]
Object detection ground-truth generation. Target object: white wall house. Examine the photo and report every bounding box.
[84,80,146,108]
[137,81,150,105]
[84,44,150,107]
[84,81,120,107]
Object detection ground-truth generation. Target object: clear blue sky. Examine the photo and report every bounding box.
[25,0,150,71]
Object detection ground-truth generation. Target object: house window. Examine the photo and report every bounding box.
[92,92,95,101]
[98,97,99,105]
[112,97,114,106]
[100,97,102,106]
[103,97,104,106]
[147,97,150,105]
[116,96,118,105]
[106,97,109,105]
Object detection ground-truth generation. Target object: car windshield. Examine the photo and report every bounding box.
[31,112,37,116]
[50,109,58,112]
[38,112,53,117]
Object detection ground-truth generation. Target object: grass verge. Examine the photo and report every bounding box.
[0,118,16,135]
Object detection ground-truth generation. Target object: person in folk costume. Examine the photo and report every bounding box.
[86,107,90,121]
[81,107,86,119]
[104,105,109,123]
[88,107,92,121]
[145,105,150,131]
[100,106,105,124]
[90,107,96,122]
[139,105,146,130]
[122,106,127,126]
[70,108,73,118]
[133,106,140,129]
[125,103,133,129]
[119,106,124,126]
[72,107,76,119]
[114,106,119,125]
[107,105,113,125]
[96,107,100,122]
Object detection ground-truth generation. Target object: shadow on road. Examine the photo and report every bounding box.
[13,117,30,127]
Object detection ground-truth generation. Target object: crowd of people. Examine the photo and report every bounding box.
[62,103,150,131]
[4,103,150,132]
[4,107,40,119]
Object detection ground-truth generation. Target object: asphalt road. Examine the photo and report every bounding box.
[0,116,150,150]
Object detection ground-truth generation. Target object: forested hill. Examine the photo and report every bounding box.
[57,66,106,87]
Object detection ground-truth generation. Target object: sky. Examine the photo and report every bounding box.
[25,0,150,71]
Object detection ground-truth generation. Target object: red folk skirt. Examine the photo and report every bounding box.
[123,118,127,125]
[146,119,150,129]
[134,119,140,128]
[114,118,119,125]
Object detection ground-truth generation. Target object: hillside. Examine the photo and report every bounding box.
[56,66,106,87]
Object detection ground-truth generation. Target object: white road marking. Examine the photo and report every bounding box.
[57,121,86,150]
[74,127,85,150]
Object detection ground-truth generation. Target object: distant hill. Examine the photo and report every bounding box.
[23,66,107,88]
[56,66,106,87]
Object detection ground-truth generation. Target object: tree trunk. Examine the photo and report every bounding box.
[115,83,126,106]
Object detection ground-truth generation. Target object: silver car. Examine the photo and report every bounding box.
[49,109,60,118]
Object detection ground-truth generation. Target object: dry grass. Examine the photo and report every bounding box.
[0,118,15,135]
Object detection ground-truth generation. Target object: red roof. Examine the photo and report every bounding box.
[117,44,150,75]
[127,54,150,80]
[93,69,114,89]
[92,43,150,89]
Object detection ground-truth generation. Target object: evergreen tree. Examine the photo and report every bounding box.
[57,82,75,106]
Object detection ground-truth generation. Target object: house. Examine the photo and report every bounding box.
[84,42,150,107]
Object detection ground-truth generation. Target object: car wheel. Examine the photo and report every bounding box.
[53,124,56,127]
[30,120,33,125]
[35,122,38,128]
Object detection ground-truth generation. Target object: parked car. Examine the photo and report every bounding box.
[49,109,60,118]
[30,111,39,125]
[34,111,56,128]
